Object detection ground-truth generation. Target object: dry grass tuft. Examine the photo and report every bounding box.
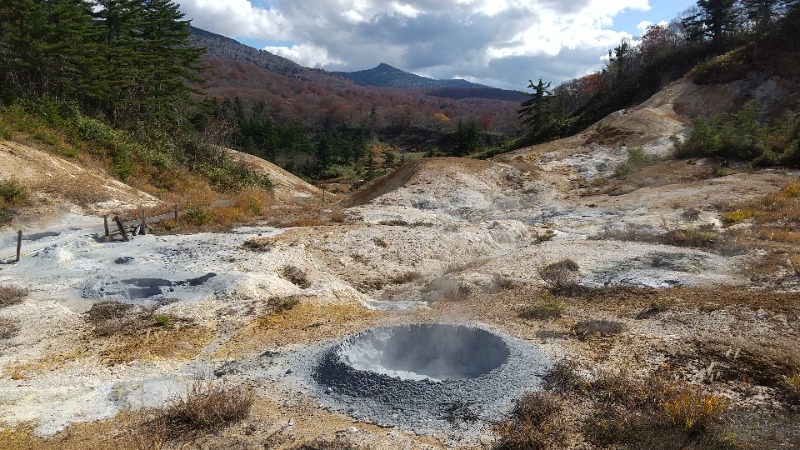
[294,436,370,450]
[280,264,310,288]
[268,295,300,313]
[545,360,590,394]
[538,259,580,291]
[0,285,28,308]
[0,317,20,340]
[389,271,422,285]
[85,301,152,336]
[661,390,728,432]
[573,320,625,339]
[662,225,717,248]
[242,236,276,252]
[157,381,253,438]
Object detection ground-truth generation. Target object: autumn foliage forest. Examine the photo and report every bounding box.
[2,0,800,187]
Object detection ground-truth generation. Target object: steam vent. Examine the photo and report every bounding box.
[312,324,550,430]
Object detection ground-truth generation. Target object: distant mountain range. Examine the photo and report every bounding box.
[334,63,527,101]
[189,27,525,102]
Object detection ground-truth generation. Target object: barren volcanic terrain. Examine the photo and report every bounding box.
[1,76,799,449]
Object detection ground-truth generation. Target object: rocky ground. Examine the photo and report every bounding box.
[1,76,799,449]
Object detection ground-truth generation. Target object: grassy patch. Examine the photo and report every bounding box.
[615,146,657,178]
[153,313,172,327]
[493,391,567,450]
[544,365,734,449]
[0,179,28,205]
[722,209,757,224]
[0,285,28,308]
[157,381,252,438]
[661,222,718,248]
[519,293,567,320]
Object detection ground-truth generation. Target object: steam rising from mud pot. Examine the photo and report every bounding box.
[338,324,509,381]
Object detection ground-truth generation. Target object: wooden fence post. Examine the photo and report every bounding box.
[103,215,110,237]
[114,216,129,242]
[174,204,179,223]
[140,206,146,235]
[16,230,22,262]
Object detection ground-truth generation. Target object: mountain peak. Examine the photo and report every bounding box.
[335,63,482,89]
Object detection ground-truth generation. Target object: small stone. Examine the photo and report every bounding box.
[346,426,358,434]
[285,368,293,374]
[287,418,294,426]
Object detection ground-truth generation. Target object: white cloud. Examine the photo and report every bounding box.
[176,0,662,89]
[264,44,344,68]
[176,0,290,39]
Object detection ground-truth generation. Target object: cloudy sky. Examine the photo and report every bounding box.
[175,0,697,90]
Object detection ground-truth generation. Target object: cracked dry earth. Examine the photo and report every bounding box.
[1,77,800,449]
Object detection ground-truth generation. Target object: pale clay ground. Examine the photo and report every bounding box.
[0,75,798,448]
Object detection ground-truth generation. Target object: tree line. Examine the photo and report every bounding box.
[0,0,203,128]
[517,0,800,149]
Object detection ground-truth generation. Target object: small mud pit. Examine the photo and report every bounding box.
[302,323,551,437]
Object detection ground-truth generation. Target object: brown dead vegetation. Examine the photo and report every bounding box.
[0,285,28,308]
[213,302,378,359]
[83,301,211,365]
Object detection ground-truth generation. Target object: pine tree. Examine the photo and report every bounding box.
[518,78,554,139]
[697,0,738,49]
[94,0,203,126]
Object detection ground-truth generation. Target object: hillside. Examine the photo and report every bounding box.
[193,28,520,140]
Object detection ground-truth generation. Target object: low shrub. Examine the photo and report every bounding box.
[184,206,212,225]
[153,313,172,327]
[615,146,657,178]
[672,101,800,167]
[159,381,252,437]
[0,180,28,205]
[0,286,28,308]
